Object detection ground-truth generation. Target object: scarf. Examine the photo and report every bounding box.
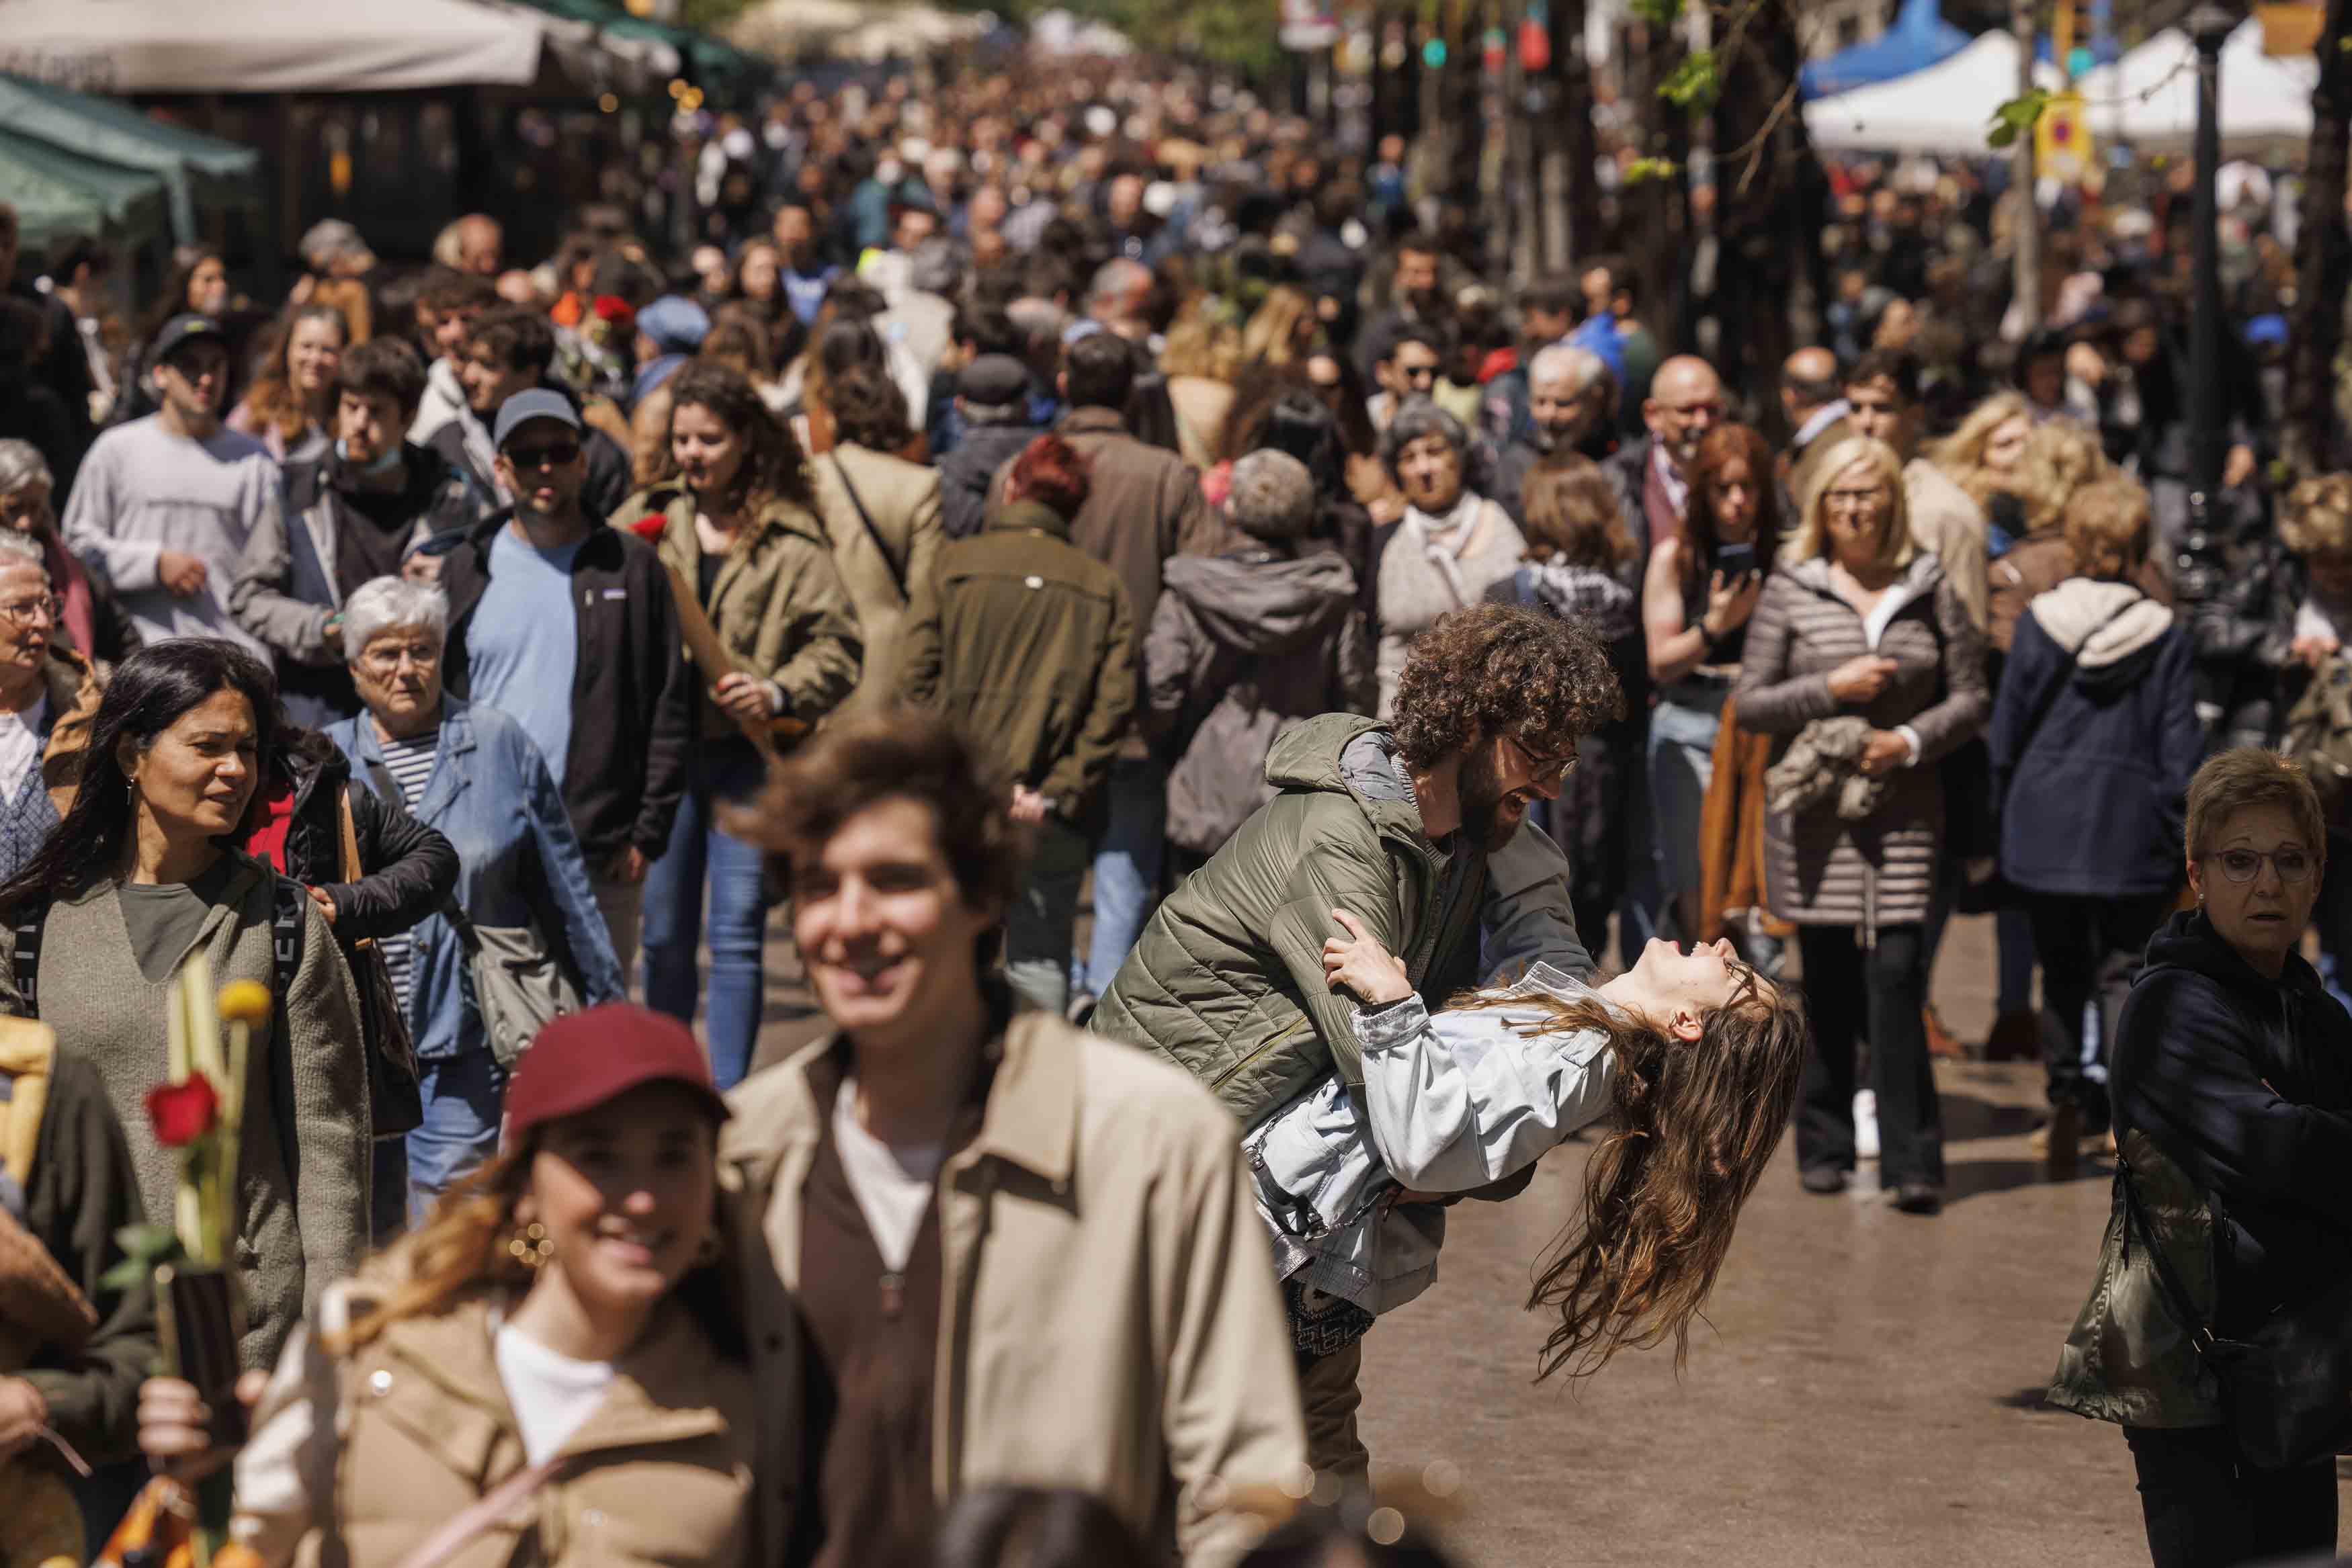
[1399,491,1487,611]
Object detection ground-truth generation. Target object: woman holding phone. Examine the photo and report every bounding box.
[1642,423,1779,937]
[136,1003,755,1568]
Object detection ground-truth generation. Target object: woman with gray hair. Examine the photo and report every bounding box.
[323,574,625,1217]
[1368,397,1524,715]
[0,437,140,666]
[1148,448,1374,873]
[0,527,103,881]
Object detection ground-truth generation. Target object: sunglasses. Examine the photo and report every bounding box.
[503,441,580,470]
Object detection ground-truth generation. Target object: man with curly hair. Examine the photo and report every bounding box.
[1091,600,1619,1475]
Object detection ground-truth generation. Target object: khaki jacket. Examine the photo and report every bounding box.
[235,1278,756,1568]
[611,486,864,736]
[34,644,101,816]
[808,441,943,709]
[1903,458,1991,634]
[720,1009,1306,1568]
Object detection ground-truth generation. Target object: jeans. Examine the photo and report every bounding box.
[1005,815,1092,1015]
[1646,696,1722,916]
[1795,924,1945,1188]
[2122,1424,2339,1568]
[1078,754,1167,998]
[406,1049,507,1221]
[641,744,773,1091]
[2023,890,2172,1126]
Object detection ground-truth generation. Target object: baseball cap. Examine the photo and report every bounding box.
[503,1002,729,1149]
[492,388,582,450]
[148,313,225,372]
[958,353,1030,410]
[636,295,710,356]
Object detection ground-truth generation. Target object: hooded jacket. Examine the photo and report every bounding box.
[2050,911,2352,1428]
[1988,578,2203,898]
[1147,546,1373,855]
[1090,714,1589,1128]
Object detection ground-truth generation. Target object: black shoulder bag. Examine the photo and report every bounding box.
[2117,1150,2352,1470]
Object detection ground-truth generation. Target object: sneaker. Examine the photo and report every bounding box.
[2044,1100,2081,1180]
[1892,1182,1943,1215]
[1800,1165,1847,1195]
[1853,1088,1880,1161]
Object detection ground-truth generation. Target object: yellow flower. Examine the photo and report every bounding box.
[216,981,271,1027]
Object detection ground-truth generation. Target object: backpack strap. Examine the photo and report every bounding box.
[11,901,45,1018]
[830,453,908,602]
[271,875,306,1000]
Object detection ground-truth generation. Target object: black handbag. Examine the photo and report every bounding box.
[2118,1152,2352,1470]
[335,791,423,1140]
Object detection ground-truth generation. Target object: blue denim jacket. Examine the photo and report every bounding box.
[327,696,625,1061]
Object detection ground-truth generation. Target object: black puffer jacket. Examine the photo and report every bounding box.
[269,727,459,943]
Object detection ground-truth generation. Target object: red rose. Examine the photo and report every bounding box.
[146,1077,220,1148]
[627,513,667,543]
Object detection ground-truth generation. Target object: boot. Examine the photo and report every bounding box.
[2043,1100,2081,1180]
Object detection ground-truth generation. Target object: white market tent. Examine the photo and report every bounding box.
[1806,30,2061,154]
[2071,21,2316,150]
[0,0,548,93]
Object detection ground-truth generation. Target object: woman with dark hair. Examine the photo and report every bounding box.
[722,237,792,335]
[2050,750,2352,1568]
[1262,924,1806,1474]
[811,361,943,709]
[229,302,347,462]
[1642,423,1777,937]
[613,362,862,1089]
[0,640,370,1373]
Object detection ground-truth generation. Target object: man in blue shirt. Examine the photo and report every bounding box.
[433,390,689,979]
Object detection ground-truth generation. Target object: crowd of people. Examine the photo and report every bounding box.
[0,52,2346,1568]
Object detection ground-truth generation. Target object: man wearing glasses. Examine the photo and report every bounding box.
[430,388,689,975]
[1092,601,1617,1477]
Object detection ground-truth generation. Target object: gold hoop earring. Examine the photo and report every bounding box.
[506,1221,553,1270]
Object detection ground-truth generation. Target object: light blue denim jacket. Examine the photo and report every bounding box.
[1247,963,1617,1318]
[327,695,625,1061]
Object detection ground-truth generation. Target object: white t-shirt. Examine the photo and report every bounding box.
[493,1321,616,1465]
[831,1079,944,1272]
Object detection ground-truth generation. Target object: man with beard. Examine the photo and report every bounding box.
[1601,352,1722,555]
[1493,345,1616,528]
[1093,602,1615,1474]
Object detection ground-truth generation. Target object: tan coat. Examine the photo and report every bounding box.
[610,486,864,736]
[1903,458,1991,634]
[235,1278,756,1568]
[808,441,943,709]
[720,1010,1306,1568]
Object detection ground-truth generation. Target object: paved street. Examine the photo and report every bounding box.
[746,911,2351,1566]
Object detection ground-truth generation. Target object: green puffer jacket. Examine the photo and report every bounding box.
[2047,1130,2226,1427]
[1091,713,1587,1128]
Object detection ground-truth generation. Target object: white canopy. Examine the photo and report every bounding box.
[0,0,546,94]
[1806,30,2062,154]
[2071,21,2315,150]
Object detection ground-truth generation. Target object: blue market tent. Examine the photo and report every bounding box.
[1800,0,1972,99]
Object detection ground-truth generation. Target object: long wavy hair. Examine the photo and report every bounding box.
[235,302,347,447]
[0,641,278,914]
[1480,971,1807,1382]
[1927,390,2033,510]
[332,1133,741,1360]
[647,361,814,517]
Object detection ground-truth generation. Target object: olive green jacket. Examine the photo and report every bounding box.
[1090,713,1588,1129]
[2047,1129,2225,1428]
[898,500,1135,821]
[612,486,863,738]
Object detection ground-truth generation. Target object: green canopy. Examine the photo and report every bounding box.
[0,74,259,243]
[0,122,170,254]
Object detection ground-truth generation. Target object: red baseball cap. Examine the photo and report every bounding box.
[502,1002,729,1149]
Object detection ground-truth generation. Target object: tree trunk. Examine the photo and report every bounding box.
[2010,0,2042,338]
[1620,15,1688,333]
[1708,0,1826,425]
[1554,0,1601,262]
[2286,0,2352,477]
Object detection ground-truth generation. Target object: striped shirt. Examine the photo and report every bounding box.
[371,729,441,1010]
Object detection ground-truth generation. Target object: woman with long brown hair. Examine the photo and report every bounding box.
[1253,926,1806,1473]
[138,1004,757,1568]
[228,303,347,462]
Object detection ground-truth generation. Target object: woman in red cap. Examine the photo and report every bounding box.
[137,1002,757,1568]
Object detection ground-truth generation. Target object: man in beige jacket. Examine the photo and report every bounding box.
[1844,347,1991,634]
[721,710,1305,1568]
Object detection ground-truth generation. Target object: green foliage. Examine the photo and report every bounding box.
[677,0,759,34]
[1628,0,1683,26]
[1987,89,2051,148]
[1622,155,1681,184]
[1659,47,1718,110]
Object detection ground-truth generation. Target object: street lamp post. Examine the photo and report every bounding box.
[2185,3,2233,495]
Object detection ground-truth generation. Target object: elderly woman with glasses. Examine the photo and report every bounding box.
[2050,749,2352,1568]
[0,529,101,881]
[1368,397,1525,715]
[323,575,625,1217]
[1733,434,1987,1215]
[0,437,140,668]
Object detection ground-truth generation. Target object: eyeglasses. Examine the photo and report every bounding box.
[359,642,441,676]
[2208,848,2315,885]
[1503,732,1577,786]
[0,595,56,627]
[503,441,580,471]
[1824,488,1888,513]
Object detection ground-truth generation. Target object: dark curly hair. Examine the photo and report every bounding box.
[1390,602,1622,773]
[651,361,814,513]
